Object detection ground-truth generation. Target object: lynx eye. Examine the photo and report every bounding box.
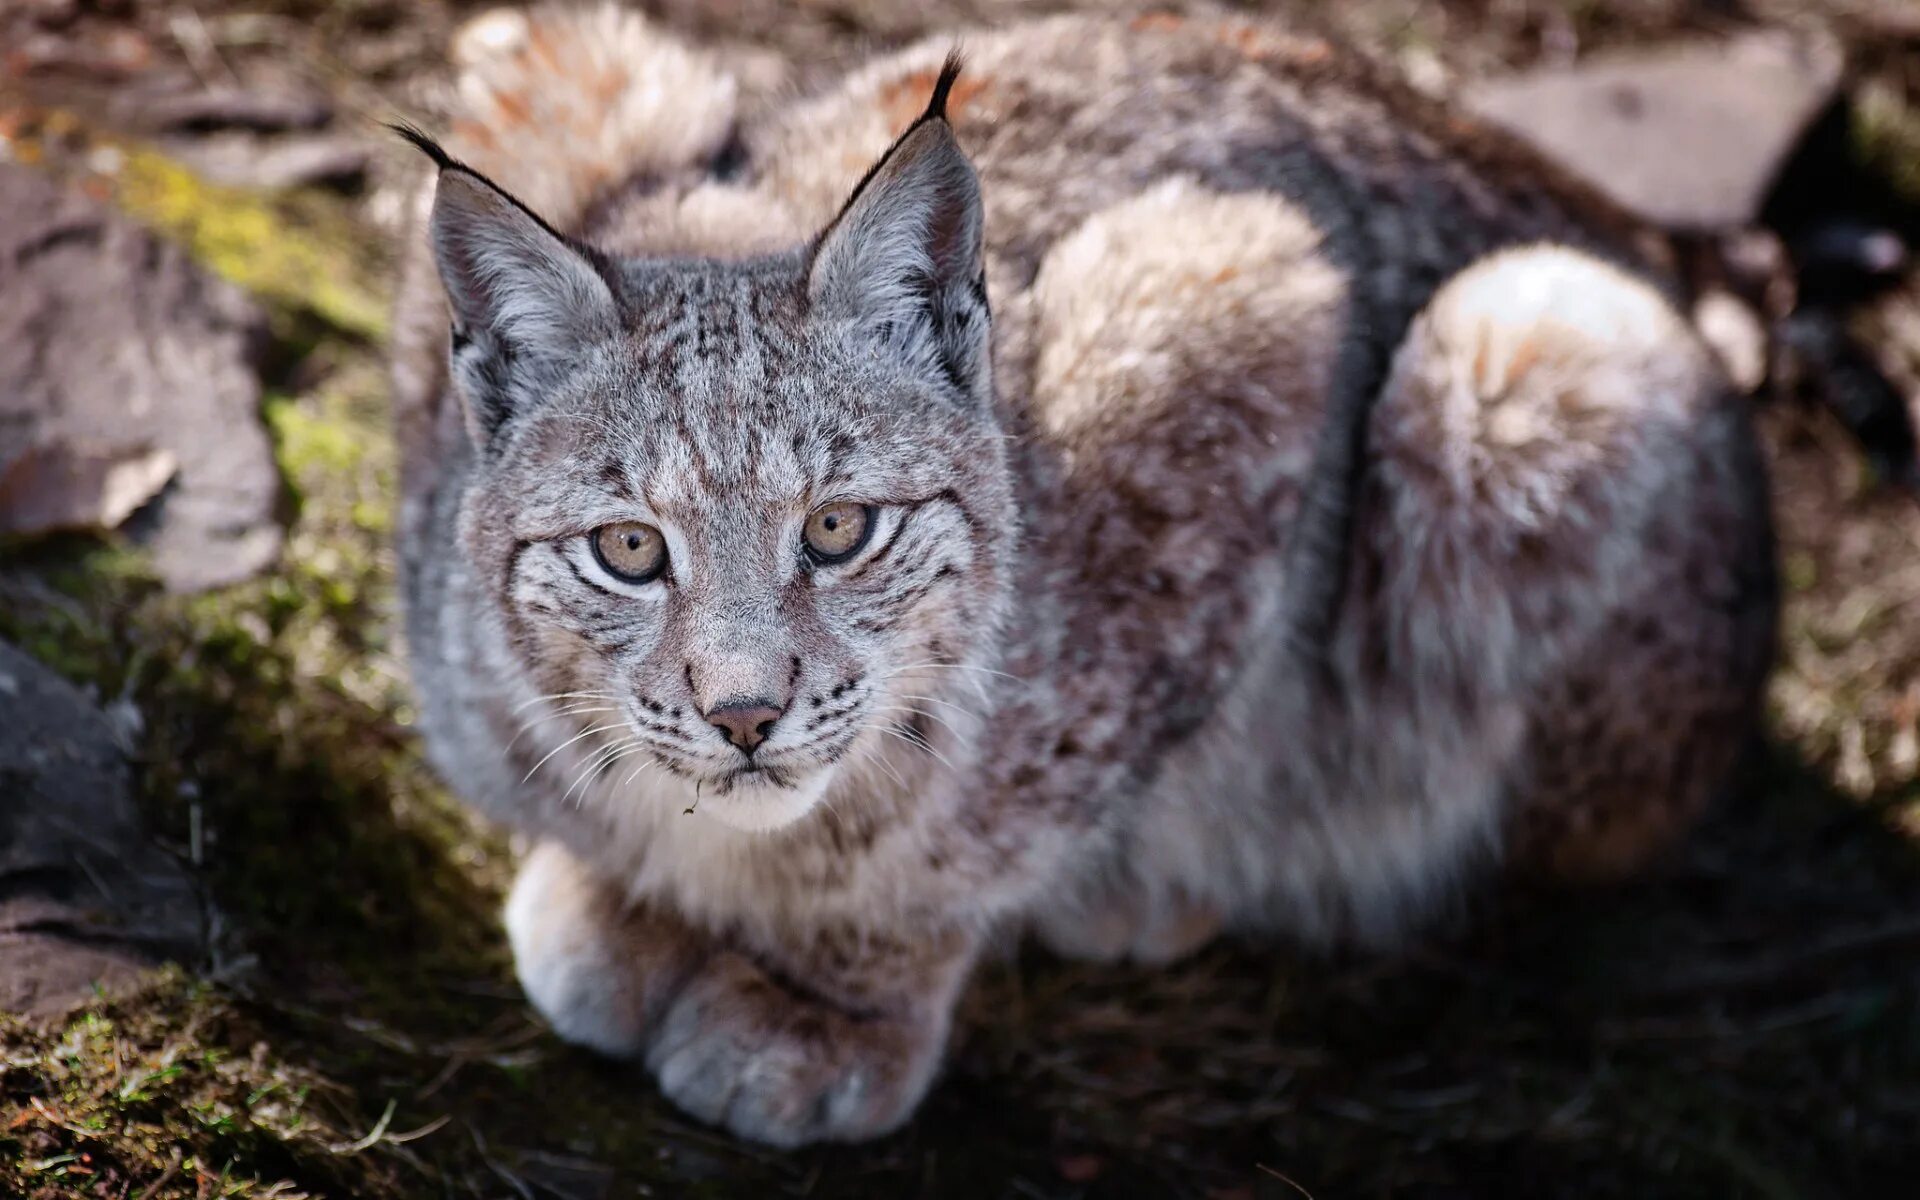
[590,521,667,584]
[803,502,875,564]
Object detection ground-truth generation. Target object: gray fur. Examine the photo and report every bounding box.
[391,8,1776,1146]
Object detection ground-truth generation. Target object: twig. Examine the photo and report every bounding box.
[383,1114,452,1145]
[1630,915,1920,998]
[329,1098,395,1155]
[467,1123,536,1200]
[134,1153,183,1200]
[29,1097,99,1138]
[1258,1163,1317,1199]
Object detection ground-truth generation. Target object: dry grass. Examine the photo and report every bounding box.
[2,2,1918,1197]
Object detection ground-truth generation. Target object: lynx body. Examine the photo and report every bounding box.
[392,8,1776,1145]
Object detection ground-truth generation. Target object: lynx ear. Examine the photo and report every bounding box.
[808,57,990,405]
[400,128,618,442]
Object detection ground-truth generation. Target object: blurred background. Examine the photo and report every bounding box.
[2,2,1918,1197]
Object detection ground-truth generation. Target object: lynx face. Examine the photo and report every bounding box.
[413,76,1012,832]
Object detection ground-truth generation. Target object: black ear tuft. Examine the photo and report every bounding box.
[924,50,965,125]
[415,151,619,444]
[807,54,990,407]
[388,121,458,171]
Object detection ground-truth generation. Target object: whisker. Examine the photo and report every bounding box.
[510,690,614,715]
[879,659,1020,707]
[564,733,641,798]
[516,702,620,730]
[544,700,622,717]
[870,703,961,743]
[883,660,1021,684]
[891,691,977,719]
[849,716,922,792]
[522,721,628,784]
[872,721,957,772]
[562,738,630,801]
[568,742,644,807]
[619,755,660,789]
[872,699,964,736]
[852,738,912,793]
[508,705,620,752]
[814,790,849,833]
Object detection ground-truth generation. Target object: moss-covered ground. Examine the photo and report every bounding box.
[3,2,1919,1197]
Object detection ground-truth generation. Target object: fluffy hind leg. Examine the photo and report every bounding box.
[1031,881,1223,966]
[1509,602,1773,880]
[1360,245,1778,884]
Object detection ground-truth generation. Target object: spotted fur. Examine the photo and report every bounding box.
[391,8,1777,1146]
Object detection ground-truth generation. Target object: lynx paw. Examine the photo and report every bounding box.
[1033,887,1222,966]
[505,843,698,1057]
[644,953,945,1147]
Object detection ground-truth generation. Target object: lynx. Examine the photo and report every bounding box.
[391,6,1777,1146]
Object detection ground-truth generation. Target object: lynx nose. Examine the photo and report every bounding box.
[705,698,783,754]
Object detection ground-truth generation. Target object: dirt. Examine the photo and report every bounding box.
[2,2,1918,1198]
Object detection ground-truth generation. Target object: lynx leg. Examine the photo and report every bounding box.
[643,923,979,1147]
[1507,613,1771,880]
[507,844,979,1145]
[504,841,704,1057]
[1032,883,1223,966]
[1364,244,1777,884]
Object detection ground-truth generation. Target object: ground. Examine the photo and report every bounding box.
[2,2,1919,1197]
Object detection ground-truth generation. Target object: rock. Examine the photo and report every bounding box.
[13,0,79,29]
[1464,32,1844,231]
[0,444,177,537]
[2,25,150,79]
[115,84,334,135]
[0,641,205,1018]
[0,163,282,591]
[162,131,372,192]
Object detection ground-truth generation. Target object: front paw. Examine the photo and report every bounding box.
[644,953,947,1147]
[505,842,700,1057]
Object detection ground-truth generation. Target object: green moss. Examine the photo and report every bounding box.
[4,105,389,345]
[1782,550,1819,594]
[266,393,369,480]
[0,972,410,1200]
[2,319,497,1014]
[114,148,389,340]
[1854,80,1920,209]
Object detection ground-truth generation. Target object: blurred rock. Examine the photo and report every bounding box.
[162,131,371,192]
[1464,32,1844,231]
[0,443,177,537]
[0,163,282,590]
[118,84,334,134]
[0,641,205,1018]
[13,0,79,28]
[3,25,149,79]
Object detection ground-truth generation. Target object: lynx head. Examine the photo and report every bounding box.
[409,61,1014,832]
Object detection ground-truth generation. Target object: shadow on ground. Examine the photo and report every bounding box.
[4,506,1918,1197]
